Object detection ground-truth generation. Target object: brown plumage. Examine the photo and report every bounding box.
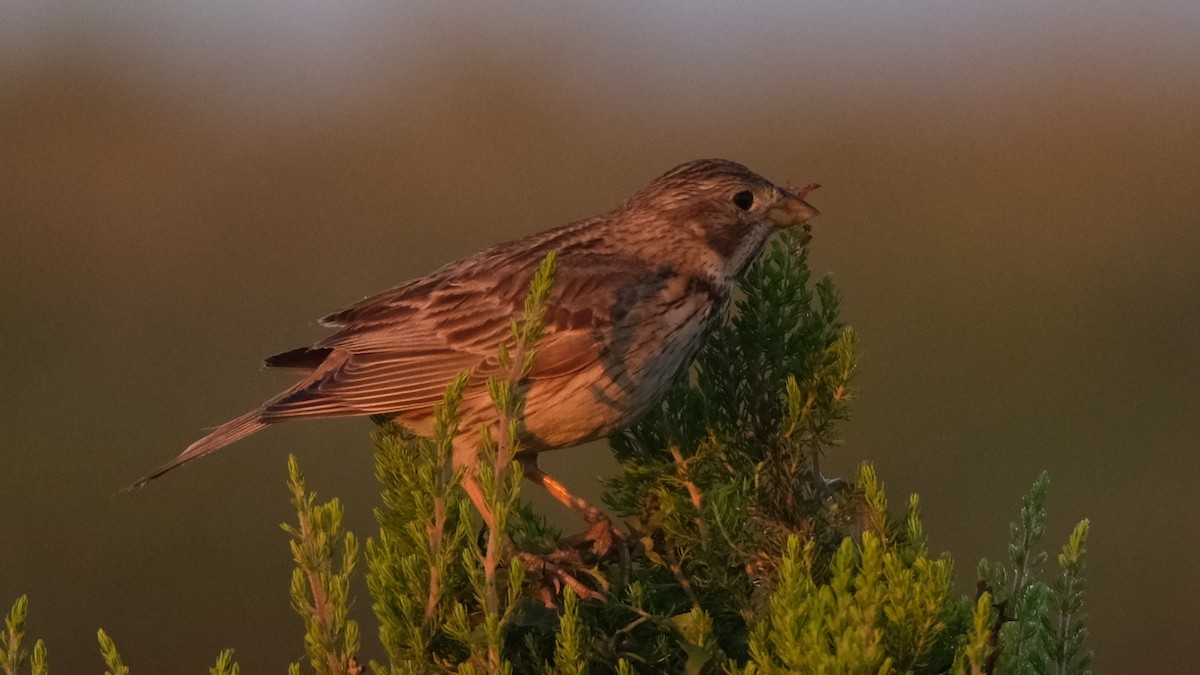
[138,159,818,523]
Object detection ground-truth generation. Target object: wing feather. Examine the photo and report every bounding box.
[259,246,654,423]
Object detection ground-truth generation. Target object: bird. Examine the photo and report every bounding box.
[138,158,819,533]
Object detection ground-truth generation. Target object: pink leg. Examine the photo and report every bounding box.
[519,455,602,519]
[519,455,624,557]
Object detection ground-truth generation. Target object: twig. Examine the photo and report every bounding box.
[668,446,710,549]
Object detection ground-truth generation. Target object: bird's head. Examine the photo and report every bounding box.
[622,158,820,275]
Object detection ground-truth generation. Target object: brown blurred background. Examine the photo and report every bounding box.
[2,1,1197,671]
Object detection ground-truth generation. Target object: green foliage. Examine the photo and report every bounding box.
[5,596,240,675]
[283,455,363,675]
[551,588,588,675]
[596,233,866,666]
[96,629,129,675]
[466,250,558,675]
[950,593,995,675]
[2,239,1094,673]
[721,467,953,674]
[363,252,558,674]
[2,596,46,675]
[367,372,476,673]
[209,649,240,675]
[608,235,858,553]
[1050,521,1090,675]
[978,475,1092,675]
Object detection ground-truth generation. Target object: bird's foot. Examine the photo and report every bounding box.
[515,549,606,605]
[512,509,629,605]
[559,507,628,562]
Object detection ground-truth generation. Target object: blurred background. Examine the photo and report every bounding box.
[2,0,1197,671]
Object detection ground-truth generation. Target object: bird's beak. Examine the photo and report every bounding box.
[766,188,819,228]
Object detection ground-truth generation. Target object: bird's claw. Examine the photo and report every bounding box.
[515,550,605,605]
[558,507,627,561]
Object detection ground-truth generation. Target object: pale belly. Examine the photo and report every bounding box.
[521,289,719,449]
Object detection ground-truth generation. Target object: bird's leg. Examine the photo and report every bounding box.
[519,455,597,516]
[518,455,624,558]
[460,462,606,603]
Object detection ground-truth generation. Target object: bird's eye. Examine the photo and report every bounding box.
[731,190,754,211]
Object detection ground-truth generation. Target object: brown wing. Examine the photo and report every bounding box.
[317,216,605,330]
[263,279,518,420]
[135,237,619,487]
[257,263,630,422]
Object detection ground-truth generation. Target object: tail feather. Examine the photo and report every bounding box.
[129,409,267,489]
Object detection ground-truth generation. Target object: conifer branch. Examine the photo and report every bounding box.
[551,587,588,675]
[952,592,995,675]
[2,596,28,675]
[668,445,710,549]
[464,250,556,673]
[209,649,240,675]
[2,597,46,675]
[1050,520,1091,675]
[284,456,362,675]
[96,629,129,675]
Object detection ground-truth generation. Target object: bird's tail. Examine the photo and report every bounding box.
[129,409,267,489]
